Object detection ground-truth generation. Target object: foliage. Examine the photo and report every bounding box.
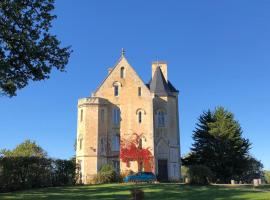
[0,157,76,192]
[52,159,76,186]
[187,165,213,185]
[239,156,264,183]
[0,0,72,96]
[264,170,270,184]
[181,166,188,181]
[183,107,252,183]
[1,183,270,200]
[92,164,117,184]
[0,140,76,192]
[120,133,153,172]
[0,139,47,157]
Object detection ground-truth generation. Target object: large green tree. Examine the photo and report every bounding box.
[0,139,47,157]
[183,107,252,183]
[0,0,71,97]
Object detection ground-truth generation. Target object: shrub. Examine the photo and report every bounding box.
[92,164,117,184]
[187,165,213,185]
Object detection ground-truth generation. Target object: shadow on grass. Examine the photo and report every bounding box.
[0,184,270,200]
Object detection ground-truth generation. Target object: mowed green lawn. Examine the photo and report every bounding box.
[0,183,270,200]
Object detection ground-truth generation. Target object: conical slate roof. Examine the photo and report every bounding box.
[149,66,177,96]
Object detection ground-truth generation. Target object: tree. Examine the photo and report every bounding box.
[120,133,154,172]
[240,156,264,183]
[264,170,270,184]
[0,0,71,97]
[0,139,47,157]
[187,165,213,185]
[183,107,252,183]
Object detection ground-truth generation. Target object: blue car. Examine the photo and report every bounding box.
[124,172,157,183]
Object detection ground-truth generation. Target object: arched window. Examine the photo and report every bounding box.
[120,67,125,78]
[138,111,142,123]
[158,110,165,127]
[113,82,121,96]
[136,109,146,124]
[114,85,119,96]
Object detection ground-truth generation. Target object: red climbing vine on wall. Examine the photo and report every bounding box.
[120,133,154,172]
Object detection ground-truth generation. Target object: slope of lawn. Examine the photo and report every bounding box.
[0,183,270,200]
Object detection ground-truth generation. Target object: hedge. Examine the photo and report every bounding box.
[0,157,76,192]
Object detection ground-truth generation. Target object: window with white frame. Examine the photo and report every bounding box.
[113,108,120,125]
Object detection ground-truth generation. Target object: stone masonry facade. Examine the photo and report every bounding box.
[76,51,181,183]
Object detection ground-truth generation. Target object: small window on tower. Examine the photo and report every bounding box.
[138,87,142,96]
[79,138,83,150]
[80,109,83,122]
[120,67,125,78]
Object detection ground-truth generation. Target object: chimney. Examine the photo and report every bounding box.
[108,68,113,75]
[152,61,168,81]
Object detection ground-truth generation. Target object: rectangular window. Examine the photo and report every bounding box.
[138,87,142,96]
[112,134,120,151]
[80,109,83,122]
[158,111,165,127]
[113,108,120,125]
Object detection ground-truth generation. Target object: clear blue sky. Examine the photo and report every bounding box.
[1,1,270,169]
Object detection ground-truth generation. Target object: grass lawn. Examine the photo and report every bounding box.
[0,183,270,200]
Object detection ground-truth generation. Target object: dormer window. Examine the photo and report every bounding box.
[120,67,125,78]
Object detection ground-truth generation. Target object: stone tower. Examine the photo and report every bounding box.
[76,51,181,183]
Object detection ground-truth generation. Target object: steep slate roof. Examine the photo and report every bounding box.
[147,66,178,96]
